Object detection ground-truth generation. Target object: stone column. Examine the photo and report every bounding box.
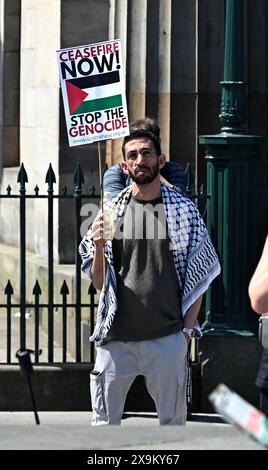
[170,0,198,171]
[0,0,20,168]
[157,0,171,158]
[107,0,128,165]
[126,0,147,120]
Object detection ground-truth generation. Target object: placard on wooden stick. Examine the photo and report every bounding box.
[57,39,129,282]
[57,39,129,147]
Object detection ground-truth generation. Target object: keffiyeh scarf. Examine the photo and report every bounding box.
[79,183,221,342]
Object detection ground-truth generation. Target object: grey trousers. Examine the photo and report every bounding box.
[90,331,188,426]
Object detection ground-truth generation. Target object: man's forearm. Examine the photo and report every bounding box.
[248,236,268,314]
[91,245,105,290]
[183,295,203,328]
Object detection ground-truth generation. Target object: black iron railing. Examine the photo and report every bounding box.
[0,163,99,364]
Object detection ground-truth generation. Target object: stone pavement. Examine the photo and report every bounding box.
[0,411,264,450]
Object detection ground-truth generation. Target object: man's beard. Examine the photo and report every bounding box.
[128,160,159,185]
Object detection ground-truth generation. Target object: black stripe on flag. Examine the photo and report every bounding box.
[68,71,120,89]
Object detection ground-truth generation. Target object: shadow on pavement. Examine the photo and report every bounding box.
[122,412,157,421]
[122,411,227,425]
[189,413,226,424]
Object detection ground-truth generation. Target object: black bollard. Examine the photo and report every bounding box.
[15,348,42,425]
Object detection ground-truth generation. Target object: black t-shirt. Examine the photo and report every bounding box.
[104,195,182,343]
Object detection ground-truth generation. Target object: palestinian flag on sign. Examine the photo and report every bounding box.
[66,71,122,115]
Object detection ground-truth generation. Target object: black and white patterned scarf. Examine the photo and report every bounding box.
[79,183,221,342]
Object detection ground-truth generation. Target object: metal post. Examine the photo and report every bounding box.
[5,280,13,364]
[60,280,69,363]
[74,163,84,362]
[219,0,247,134]
[45,164,56,362]
[199,0,263,336]
[16,349,41,425]
[17,164,28,349]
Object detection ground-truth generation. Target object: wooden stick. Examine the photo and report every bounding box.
[98,141,104,213]
[97,141,106,285]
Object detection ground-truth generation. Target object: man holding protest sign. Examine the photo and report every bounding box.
[79,118,221,426]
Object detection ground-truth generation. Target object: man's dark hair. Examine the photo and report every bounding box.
[122,117,162,159]
[130,117,160,140]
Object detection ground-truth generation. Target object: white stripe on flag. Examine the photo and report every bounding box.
[83,82,122,101]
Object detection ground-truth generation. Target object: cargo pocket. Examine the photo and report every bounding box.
[90,370,107,424]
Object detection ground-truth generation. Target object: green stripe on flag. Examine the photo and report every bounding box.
[73,94,122,115]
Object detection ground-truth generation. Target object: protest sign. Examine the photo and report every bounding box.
[57,40,129,146]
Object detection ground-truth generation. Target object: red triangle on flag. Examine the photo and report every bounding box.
[66,81,89,114]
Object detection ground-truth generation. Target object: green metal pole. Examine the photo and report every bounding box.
[219,0,247,133]
[199,0,263,336]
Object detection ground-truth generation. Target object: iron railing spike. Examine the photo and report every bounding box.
[88,283,96,295]
[4,280,14,295]
[73,162,85,189]
[60,280,69,295]
[32,280,42,295]
[17,163,28,187]
[45,163,56,187]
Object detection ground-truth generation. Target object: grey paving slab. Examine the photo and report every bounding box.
[0,412,264,450]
